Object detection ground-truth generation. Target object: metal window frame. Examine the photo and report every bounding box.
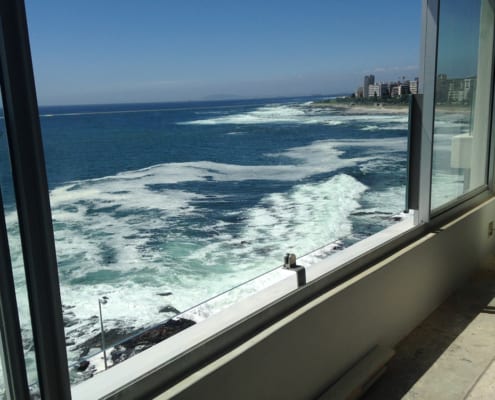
[484,0,495,193]
[0,1,71,399]
[415,0,439,224]
[0,190,30,400]
[427,0,495,218]
[0,0,493,399]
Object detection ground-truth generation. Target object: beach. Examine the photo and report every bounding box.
[311,101,409,115]
[311,100,473,116]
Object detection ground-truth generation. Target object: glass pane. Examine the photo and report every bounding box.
[24,1,420,385]
[431,0,494,210]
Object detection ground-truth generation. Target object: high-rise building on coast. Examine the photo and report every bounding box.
[356,75,419,99]
[398,83,410,96]
[363,74,375,97]
[436,74,476,104]
[409,78,419,94]
[368,83,388,98]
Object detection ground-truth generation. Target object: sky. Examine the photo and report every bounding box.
[25,0,422,105]
[436,0,481,78]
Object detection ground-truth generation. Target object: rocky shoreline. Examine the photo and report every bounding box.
[310,100,471,115]
[311,101,409,115]
[72,317,196,381]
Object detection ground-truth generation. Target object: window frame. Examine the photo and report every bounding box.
[428,0,495,216]
[0,1,71,398]
[1,0,495,398]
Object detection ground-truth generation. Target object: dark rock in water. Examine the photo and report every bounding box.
[157,292,172,297]
[159,305,180,314]
[392,215,403,222]
[89,315,99,323]
[124,318,195,348]
[76,360,90,372]
[63,316,78,328]
[63,309,77,328]
[75,318,195,369]
[111,318,196,366]
[110,344,134,364]
[71,360,96,384]
[77,327,133,358]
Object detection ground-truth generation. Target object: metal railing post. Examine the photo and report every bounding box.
[99,297,108,370]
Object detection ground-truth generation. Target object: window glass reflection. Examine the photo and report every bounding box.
[431,0,494,210]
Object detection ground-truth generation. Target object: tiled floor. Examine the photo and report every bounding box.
[362,265,495,400]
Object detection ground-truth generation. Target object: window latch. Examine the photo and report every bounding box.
[283,253,306,287]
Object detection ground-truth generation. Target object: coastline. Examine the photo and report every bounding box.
[310,101,471,115]
[311,101,408,114]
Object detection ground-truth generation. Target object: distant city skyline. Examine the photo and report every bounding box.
[356,74,419,99]
[25,0,422,105]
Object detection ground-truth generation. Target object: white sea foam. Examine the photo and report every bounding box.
[185,174,366,268]
[180,268,293,323]
[47,140,366,196]
[177,174,368,323]
[4,130,410,370]
[434,112,471,132]
[181,105,306,125]
[0,99,425,390]
[34,172,369,366]
[384,124,408,130]
[361,125,380,131]
[323,137,408,154]
[360,185,407,216]
[180,104,410,128]
[323,120,345,126]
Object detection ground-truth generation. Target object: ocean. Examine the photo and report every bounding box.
[0,96,409,387]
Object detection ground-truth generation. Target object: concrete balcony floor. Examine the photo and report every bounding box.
[363,262,495,400]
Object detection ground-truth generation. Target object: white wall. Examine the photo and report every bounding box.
[159,198,495,400]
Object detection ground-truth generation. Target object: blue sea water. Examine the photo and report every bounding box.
[0,96,409,382]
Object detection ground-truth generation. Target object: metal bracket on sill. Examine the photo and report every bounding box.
[283,253,306,287]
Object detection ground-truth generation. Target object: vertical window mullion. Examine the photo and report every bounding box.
[0,1,71,398]
[488,8,495,192]
[416,0,439,224]
[0,190,30,400]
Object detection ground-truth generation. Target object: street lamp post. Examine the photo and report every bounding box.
[98,296,109,370]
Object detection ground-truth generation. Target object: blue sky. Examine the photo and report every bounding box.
[437,0,481,78]
[25,0,422,105]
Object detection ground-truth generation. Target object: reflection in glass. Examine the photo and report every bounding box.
[431,0,494,210]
